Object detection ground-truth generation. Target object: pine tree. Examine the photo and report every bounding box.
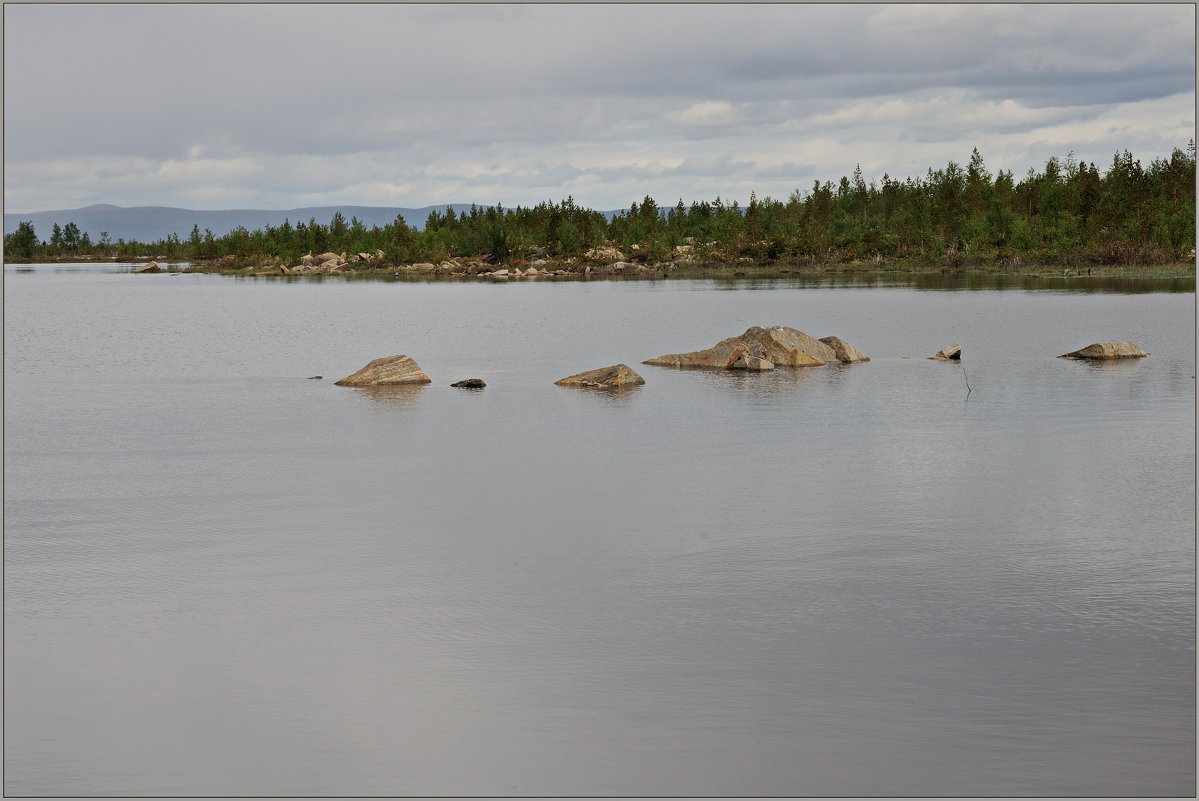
[5,221,37,258]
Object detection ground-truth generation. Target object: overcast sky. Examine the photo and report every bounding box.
[4,3,1195,212]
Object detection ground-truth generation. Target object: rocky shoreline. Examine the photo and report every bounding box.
[21,250,1193,281]
[152,254,1196,282]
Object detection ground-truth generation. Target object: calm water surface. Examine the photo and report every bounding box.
[5,265,1195,796]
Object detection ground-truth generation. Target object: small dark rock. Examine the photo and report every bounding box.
[451,378,486,388]
[308,375,323,379]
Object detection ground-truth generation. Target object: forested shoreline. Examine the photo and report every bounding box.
[6,146,1195,273]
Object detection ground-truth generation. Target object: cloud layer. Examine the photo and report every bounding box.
[4,3,1194,211]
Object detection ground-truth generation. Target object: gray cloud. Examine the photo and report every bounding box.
[3,3,1193,211]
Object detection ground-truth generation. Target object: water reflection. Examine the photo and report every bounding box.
[903,272,1196,294]
[553,384,642,406]
[346,385,427,408]
[644,363,858,398]
[701,271,1194,293]
[1060,357,1150,372]
[223,268,1195,294]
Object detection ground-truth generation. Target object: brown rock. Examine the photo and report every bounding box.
[929,344,962,361]
[1060,342,1149,359]
[555,364,645,389]
[644,326,841,369]
[334,355,432,386]
[133,261,160,273]
[819,336,871,363]
[729,352,775,371]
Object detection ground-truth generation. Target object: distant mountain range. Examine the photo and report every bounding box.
[2,203,502,243]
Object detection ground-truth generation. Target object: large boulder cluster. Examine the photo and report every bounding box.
[643,326,870,371]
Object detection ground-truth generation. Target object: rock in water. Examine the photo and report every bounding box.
[451,378,486,388]
[555,364,645,389]
[819,336,871,363]
[729,352,775,371]
[1060,342,1149,359]
[133,261,160,273]
[334,355,432,386]
[929,344,962,361]
[644,325,858,369]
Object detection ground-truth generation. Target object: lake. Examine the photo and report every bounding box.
[4,264,1195,796]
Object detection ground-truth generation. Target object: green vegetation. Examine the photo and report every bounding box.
[7,145,1195,275]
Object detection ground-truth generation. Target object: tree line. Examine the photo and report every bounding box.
[6,144,1195,268]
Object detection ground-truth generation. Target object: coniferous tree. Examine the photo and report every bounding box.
[5,221,37,258]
